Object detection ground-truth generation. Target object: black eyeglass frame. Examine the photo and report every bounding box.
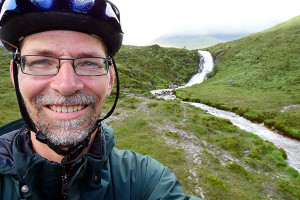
[15,54,113,77]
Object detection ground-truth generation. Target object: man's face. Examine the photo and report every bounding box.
[12,30,114,147]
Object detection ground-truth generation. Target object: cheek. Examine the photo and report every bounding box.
[18,74,50,102]
[82,76,110,98]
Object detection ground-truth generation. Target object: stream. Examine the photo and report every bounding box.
[151,50,300,172]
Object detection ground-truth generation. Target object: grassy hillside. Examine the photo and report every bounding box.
[105,95,299,199]
[176,15,300,139]
[114,45,199,93]
[0,48,20,124]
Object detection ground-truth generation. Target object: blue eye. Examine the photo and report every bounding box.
[78,61,101,69]
[26,57,54,67]
[35,60,50,65]
[83,62,98,67]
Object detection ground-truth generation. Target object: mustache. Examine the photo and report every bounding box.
[33,92,98,105]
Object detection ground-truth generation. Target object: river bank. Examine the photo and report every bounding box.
[106,93,300,199]
[151,87,300,172]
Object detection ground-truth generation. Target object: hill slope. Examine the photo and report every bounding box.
[150,35,224,49]
[114,45,199,93]
[150,34,246,50]
[176,15,300,139]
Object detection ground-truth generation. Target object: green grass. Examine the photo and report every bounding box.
[0,47,21,125]
[107,95,300,199]
[176,15,300,139]
[114,45,199,94]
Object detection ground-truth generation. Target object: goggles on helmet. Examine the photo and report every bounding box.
[0,0,123,56]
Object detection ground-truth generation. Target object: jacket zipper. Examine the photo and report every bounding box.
[60,165,69,200]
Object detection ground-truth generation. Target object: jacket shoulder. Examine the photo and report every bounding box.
[0,119,25,136]
[109,148,201,199]
[0,120,24,169]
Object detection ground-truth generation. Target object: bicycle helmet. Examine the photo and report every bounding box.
[0,0,123,55]
[0,0,122,162]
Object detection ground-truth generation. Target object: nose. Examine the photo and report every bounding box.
[50,61,84,96]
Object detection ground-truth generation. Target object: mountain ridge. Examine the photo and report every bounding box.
[149,34,247,49]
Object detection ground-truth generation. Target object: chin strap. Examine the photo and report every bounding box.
[13,52,120,163]
[35,122,100,163]
[35,128,93,162]
[98,54,120,122]
[13,52,38,133]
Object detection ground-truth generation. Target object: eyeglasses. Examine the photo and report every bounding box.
[17,55,112,76]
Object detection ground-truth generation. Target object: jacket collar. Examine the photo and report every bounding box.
[7,124,115,199]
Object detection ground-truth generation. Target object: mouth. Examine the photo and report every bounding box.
[47,105,87,113]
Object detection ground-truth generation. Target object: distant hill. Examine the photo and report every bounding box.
[150,34,246,49]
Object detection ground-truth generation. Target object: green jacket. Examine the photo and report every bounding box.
[0,119,201,200]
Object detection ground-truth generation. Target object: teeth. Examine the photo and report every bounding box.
[57,106,62,112]
[67,107,73,113]
[49,105,85,113]
[62,106,67,113]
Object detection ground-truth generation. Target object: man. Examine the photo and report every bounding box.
[0,0,201,199]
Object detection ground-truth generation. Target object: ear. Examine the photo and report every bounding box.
[10,60,15,88]
[106,65,115,97]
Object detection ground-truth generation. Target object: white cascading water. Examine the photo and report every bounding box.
[184,50,214,87]
[151,50,300,172]
[151,50,214,99]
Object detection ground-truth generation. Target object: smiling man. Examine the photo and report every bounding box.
[17,30,114,162]
[0,0,201,199]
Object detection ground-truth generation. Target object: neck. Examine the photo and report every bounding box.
[30,130,97,163]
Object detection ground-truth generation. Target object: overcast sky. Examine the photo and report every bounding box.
[113,0,300,45]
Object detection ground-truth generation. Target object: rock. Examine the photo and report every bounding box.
[244,150,251,156]
[168,84,178,89]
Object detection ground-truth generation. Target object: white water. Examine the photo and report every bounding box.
[151,50,214,99]
[181,50,214,88]
[151,50,300,172]
[189,102,300,172]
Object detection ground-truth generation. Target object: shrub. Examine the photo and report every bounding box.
[279,148,287,159]
[285,166,299,179]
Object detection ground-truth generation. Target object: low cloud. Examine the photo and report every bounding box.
[113,0,299,45]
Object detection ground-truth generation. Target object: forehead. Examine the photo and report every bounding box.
[20,30,107,57]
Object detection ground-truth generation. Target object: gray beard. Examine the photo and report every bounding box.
[30,92,101,147]
[37,115,96,147]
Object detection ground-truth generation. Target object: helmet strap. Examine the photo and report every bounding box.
[97,55,120,123]
[13,52,38,133]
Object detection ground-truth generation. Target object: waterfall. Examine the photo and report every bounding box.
[150,50,300,172]
[151,50,214,99]
[184,50,214,87]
